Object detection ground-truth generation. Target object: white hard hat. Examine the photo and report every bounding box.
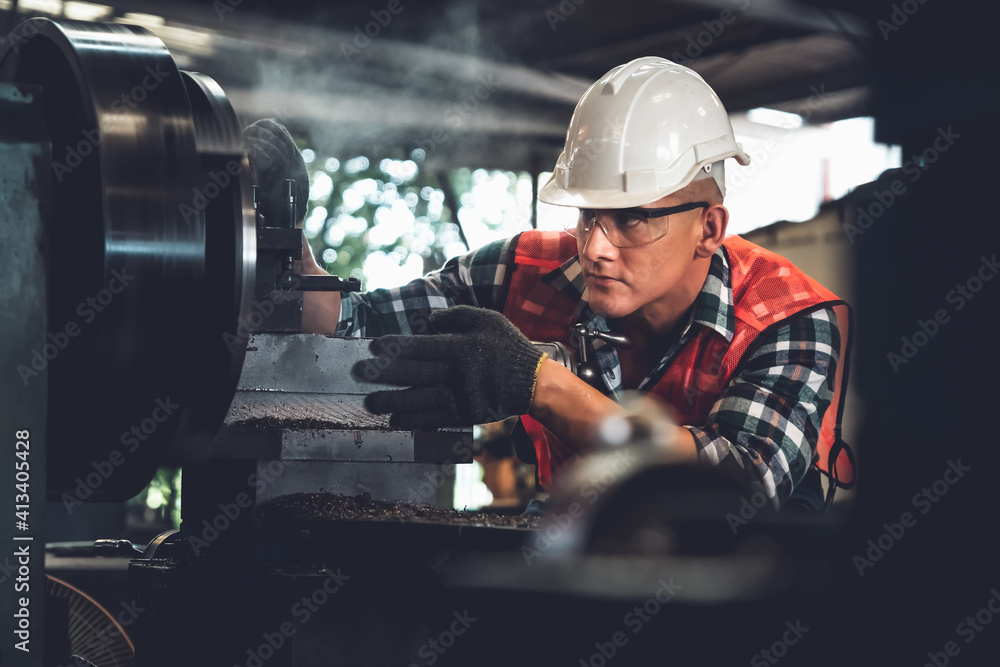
[539,56,751,208]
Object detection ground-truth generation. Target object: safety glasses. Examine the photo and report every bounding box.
[566,201,709,248]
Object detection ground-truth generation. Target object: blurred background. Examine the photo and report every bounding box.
[0,0,899,284]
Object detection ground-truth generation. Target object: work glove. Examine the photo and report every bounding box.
[352,306,547,429]
[243,119,308,225]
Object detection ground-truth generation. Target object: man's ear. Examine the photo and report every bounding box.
[695,204,728,258]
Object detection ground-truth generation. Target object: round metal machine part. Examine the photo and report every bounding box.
[0,19,255,500]
[142,527,182,559]
[46,574,135,666]
[543,401,751,556]
[171,70,257,458]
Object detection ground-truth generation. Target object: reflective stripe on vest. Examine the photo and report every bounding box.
[501,230,853,491]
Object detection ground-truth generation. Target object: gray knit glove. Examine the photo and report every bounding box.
[243,119,308,225]
[353,306,547,429]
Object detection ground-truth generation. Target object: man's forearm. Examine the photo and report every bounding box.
[528,359,619,451]
[296,235,342,335]
[301,283,342,335]
[528,358,698,459]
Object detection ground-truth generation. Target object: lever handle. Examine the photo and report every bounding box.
[572,323,633,349]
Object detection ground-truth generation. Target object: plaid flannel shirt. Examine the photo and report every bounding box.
[336,233,840,509]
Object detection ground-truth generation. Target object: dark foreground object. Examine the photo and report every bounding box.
[261,492,541,528]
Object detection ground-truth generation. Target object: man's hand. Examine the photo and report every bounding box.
[243,119,308,225]
[352,306,546,429]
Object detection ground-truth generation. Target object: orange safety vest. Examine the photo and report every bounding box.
[500,230,853,492]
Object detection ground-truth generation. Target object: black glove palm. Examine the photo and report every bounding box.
[243,119,308,225]
[352,306,546,429]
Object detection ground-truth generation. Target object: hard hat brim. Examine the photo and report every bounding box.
[538,148,751,209]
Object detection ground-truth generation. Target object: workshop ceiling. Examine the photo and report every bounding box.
[1,0,872,171]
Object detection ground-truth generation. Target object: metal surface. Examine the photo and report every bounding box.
[168,70,257,458]
[213,333,473,466]
[213,421,472,465]
[254,460,450,505]
[276,429,472,464]
[574,323,633,349]
[206,334,472,510]
[225,391,389,429]
[234,334,399,394]
[0,19,255,499]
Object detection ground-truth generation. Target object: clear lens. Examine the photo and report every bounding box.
[568,210,664,248]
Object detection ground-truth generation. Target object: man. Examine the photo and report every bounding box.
[249,57,852,513]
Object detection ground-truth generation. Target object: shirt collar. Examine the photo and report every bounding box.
[690,245,735,342]
[539,245,735,343]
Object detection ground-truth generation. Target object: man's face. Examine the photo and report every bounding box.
[576,187,710,321]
